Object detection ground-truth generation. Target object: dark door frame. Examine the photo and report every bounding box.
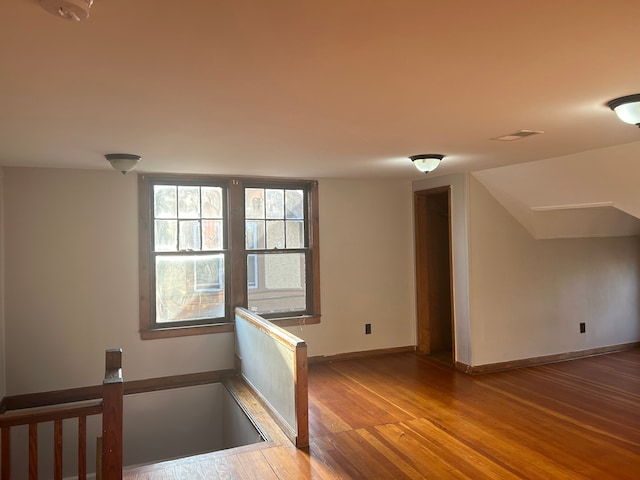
[414,186,455,361]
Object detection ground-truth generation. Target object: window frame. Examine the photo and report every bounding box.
[139,174,321,340]
[241,180,313,320]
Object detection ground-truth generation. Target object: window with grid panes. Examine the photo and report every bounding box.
[244,186,308,317]
[139,175,320,339]
[151,182,228,326]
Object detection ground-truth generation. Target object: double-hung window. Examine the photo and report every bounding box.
[139,175,320,339]
[244,184,310,317]
[148,180,228,328]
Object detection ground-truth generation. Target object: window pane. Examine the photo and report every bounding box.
[245,220,265,249]
[247,253,306,314]
[155,255,225,323]
[202,219,223,250]
[286,220,304,248]
[194,256,224,290]
[178,186,200,219]
[154,186,177,218]
[154,220,177,251]
[245,188,265,219]
[179,220,201,251]
[266,220,284,249]
[202,187,223,218]
[285,190,304,219]
[247,254,258,289]
[265,189,284,219]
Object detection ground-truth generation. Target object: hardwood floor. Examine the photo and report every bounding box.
[124,349,640,479]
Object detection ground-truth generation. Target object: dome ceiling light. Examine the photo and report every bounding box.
[105,154,141,175]
[607,94,640,127]
[409,154,445,174]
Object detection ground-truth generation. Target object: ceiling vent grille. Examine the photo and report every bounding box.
[492,130,544,141]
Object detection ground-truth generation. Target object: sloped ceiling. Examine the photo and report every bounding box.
[1,1,640,179]
[530,206,640,240]
[473,141,640,239]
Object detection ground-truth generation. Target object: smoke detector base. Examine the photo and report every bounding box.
[40,0,93,21]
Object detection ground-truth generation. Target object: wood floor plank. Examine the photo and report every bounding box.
[353,428,431,480]
[308,363,414,431]
[261,444,339,480]
[477,374,640,444]
[375,421,508,480]
[235,449,279,480]
[324,429,417,479]
[307,436,367,479]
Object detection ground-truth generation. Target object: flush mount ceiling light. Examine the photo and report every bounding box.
[607,94,640,127]
[410,154,444,174]
[39,0,93,21]
[105,153,141,175]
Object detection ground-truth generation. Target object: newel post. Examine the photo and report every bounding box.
[102,349,123,480]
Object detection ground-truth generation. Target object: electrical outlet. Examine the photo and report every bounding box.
[579,322,586,333]
[365,323,372,335]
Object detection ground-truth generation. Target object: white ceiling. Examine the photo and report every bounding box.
[2,0,640,179]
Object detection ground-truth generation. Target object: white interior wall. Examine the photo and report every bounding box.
[123,384,224,468]
[2,168,234,394]
[221,385,264,449]
[287,178,416,357]
[2,169,416,395]
[5,165,637,383]
[412,173,472,366]
[468,175,640,365]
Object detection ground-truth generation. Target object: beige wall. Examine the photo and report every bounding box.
[468,175,640,365]
[1,168,416,394]
[4,165,638,389]
[289,178,416,357]
[3,168,234,394]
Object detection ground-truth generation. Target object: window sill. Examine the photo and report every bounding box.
[140,322,235,340]
[140,315,320,340]
[269,315,321,328]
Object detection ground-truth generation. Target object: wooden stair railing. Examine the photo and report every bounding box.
[0,349,124,480]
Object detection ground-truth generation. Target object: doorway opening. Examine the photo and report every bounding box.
[414,187,454,364]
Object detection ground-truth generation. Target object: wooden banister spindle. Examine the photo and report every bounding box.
[0,349,121,480]
[54,419,63,480]
[102,348,123,480]
[78,416,87,480]
[28,423,37,480]
[1,427,10,480]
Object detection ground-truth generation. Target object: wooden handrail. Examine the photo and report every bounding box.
[0,349,124,480]
[235,307,307,351]
[2,386,104,412]
[0,402,103,428]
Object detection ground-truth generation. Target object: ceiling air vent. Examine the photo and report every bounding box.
[492,130,544,141]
